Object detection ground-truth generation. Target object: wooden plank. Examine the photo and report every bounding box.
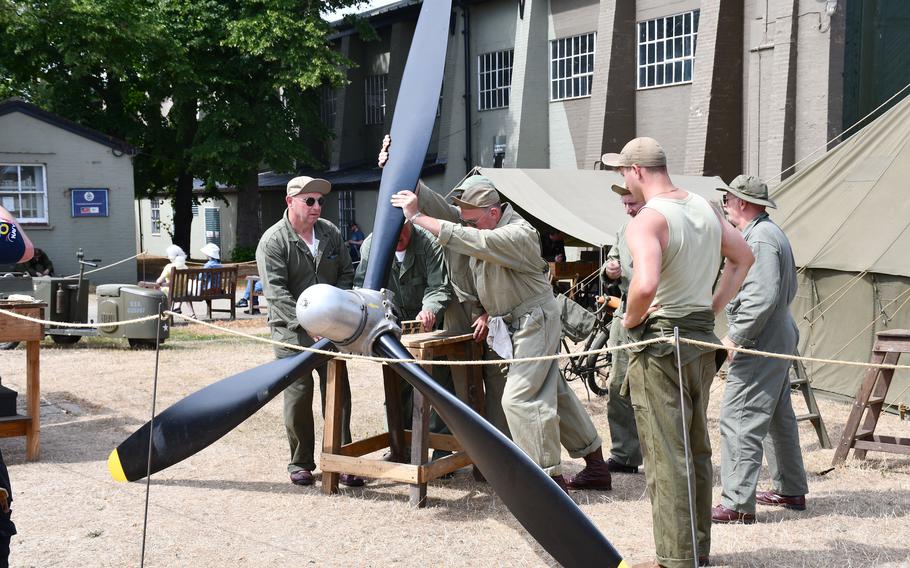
[0,306,44,342]
[410,381,430,507]
[339,433,391,458]
[400,331,474,349]
[421,452,473,482]
[26,340,39,460]
[321,360,345,495]
[833,351,890,465]
[402,431,465,453]
[0,417,29,437]
[852,440,910,455]
[383,366,406,462]
[319,454,420,483]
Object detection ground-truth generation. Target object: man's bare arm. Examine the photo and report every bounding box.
[711,208,754,313]
[622,210,664,328]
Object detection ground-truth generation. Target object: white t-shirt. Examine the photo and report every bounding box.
[298,228,319,256]
[395,250,406,263]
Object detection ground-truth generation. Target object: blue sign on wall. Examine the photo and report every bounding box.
[71,188,109,218]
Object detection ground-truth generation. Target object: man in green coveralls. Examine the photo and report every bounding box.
[711,175,808,524]
[601,181,644,474]
[604,137,753,568]
[256,176,363,488]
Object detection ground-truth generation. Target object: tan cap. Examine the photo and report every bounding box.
[452,182,501,210]
[720,174,777,209]
[287,176,331,197]
[454,174,494,191]
[611,182,631,196]
[602,137,667,168]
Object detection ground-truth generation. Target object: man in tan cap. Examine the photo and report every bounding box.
[601,182,644,475]
[256,176,362,487]
[388,152,612,492]
[712,175,808,524]
[603,137,754,568]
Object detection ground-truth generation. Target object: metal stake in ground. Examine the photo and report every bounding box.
[140,300,164,568]
[674,327,699,568]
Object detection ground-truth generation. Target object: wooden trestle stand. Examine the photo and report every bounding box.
[833,329,910,465]
[321,330,485,507]
[0,301,45,460]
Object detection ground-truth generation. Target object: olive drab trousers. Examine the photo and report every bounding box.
[628,349,716,568]
[503,297,601,476]
[607,315,642,467]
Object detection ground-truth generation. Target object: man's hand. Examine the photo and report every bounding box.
[390,190,419,220]
[621,304,659,329]
[603,259,621,280]
[471,312,490,342]
[721,335,737,362]
[378,135,391,168]
[416,310,436,332]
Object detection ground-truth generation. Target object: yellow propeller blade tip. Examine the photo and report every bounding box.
[108,448,127,482]
[617,562,630,568]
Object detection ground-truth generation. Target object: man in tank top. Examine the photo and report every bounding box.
[603,137,753,568]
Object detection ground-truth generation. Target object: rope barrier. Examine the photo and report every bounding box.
[62,251,152,278]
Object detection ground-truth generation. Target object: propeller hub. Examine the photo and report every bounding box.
[296,284,401,355]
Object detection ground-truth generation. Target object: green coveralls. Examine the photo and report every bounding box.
[605,223,642,468]
[354,225,454,436]
[256,213,355,474]
[720,212,808,514]
[420,185,602,475]
[417,183,510,437]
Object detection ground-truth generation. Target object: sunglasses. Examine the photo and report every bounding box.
[299,196,325,207]
[459,217,478,228]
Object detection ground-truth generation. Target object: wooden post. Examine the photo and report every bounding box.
[26,339,40,461]
[409,380,430,508]
[382,365,406,462]
[321,359,345,494]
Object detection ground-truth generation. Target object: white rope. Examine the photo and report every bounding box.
[0,307,161,329]
[63,251,152,278]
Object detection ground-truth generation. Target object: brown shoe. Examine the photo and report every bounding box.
[566,461,612,490]
[756,490,806,511]
[289,470,314,486]
[711,504,755,524]
[339,473,365,487]
[607,457,639,474]
[550,474,571,495]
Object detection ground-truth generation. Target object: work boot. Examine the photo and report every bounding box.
[550,474,570,495]
[566,447,612,490]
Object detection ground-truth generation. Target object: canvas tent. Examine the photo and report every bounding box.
[772,93,910,406]
[472,168,726,247]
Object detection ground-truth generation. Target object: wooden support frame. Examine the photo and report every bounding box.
[0,302,45,460]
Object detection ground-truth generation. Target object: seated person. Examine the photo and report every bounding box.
[156,244,194,316]
[196,243,223,293]
[15,247,54,276]
[236,279,263,312]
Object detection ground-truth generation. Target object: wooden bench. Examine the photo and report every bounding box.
[168,266,238,320]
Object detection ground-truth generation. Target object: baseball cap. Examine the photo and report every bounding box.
[452,182,501,210]
[720,175,777,209]
[454,174,494,191]
[611,182,631,196]
[287,176,331,197]
[602,137,667,168]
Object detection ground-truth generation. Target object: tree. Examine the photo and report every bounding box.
[0,0,362,255]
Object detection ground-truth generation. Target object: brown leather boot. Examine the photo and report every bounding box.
[550,474,571,495]
[566,447,612,490]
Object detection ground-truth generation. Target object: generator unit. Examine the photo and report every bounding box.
[96,284,169,348]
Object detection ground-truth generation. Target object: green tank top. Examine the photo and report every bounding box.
[643,193,721,319]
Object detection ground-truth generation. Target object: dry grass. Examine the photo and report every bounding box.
[0,331,909,567]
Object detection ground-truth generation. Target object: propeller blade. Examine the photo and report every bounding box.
[109,340,333,482]
[361,0,450,291]
[375,334,626,568]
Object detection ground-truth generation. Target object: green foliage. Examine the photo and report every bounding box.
[229,245,256,263]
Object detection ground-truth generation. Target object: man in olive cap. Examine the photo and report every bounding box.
[256,176,362,487]
[712,175,808,524]
[387,143,611,492]
[601,182,644,475]
[604,137,754,568]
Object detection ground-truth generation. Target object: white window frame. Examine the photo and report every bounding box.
[550,32,596,102]
[637,10,699,90]
[0,164,49,223]
[150,198,161,236]
[477,49,514,111]
[364,74,388,126]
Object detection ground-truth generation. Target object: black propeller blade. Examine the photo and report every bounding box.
[108,340,333,481]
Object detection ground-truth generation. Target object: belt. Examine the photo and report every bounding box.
[498,291,555,324]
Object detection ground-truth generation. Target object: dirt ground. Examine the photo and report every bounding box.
[0,318,909,567]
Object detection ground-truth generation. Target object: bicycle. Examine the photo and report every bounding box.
[559,295,618,397]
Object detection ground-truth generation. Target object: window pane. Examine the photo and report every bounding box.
[648,20,655,40]
[685,36,691,56]
[639,67,646,88]
[639,22,646,42]
[656,18,664,39]
[675,37,683,55]
[648,43,655,63]
[685,12,691,34]
[657,42,664,62]
[0,167,17,190]
[684,59,692,81]
[675,61,682,82]
[647,65,655,85]
[639,44,645,63]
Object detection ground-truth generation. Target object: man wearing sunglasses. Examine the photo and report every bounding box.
[256,176,361,488]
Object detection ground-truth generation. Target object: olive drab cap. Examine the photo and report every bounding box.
[452,182,501,210]
[287,176,331,197]
[602,137,668,168]
[611,182,631,196]
[721,174,777,209]
[454,174,494,191]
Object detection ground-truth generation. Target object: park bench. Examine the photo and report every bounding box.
[167,265,238,320]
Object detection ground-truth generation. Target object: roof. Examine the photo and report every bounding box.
[772,92,910,277]
[0,98,136,155]
[260,159,446,191]
[473,167,727,247]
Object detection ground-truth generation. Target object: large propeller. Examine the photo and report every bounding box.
[109,1,626,565]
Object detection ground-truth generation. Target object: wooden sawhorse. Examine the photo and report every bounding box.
[0,301,44,460]
[791,357,832,449]
[321,331,485,507]
[832,329,910,465]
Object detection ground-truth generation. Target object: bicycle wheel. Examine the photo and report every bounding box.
[584,332,612,397]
